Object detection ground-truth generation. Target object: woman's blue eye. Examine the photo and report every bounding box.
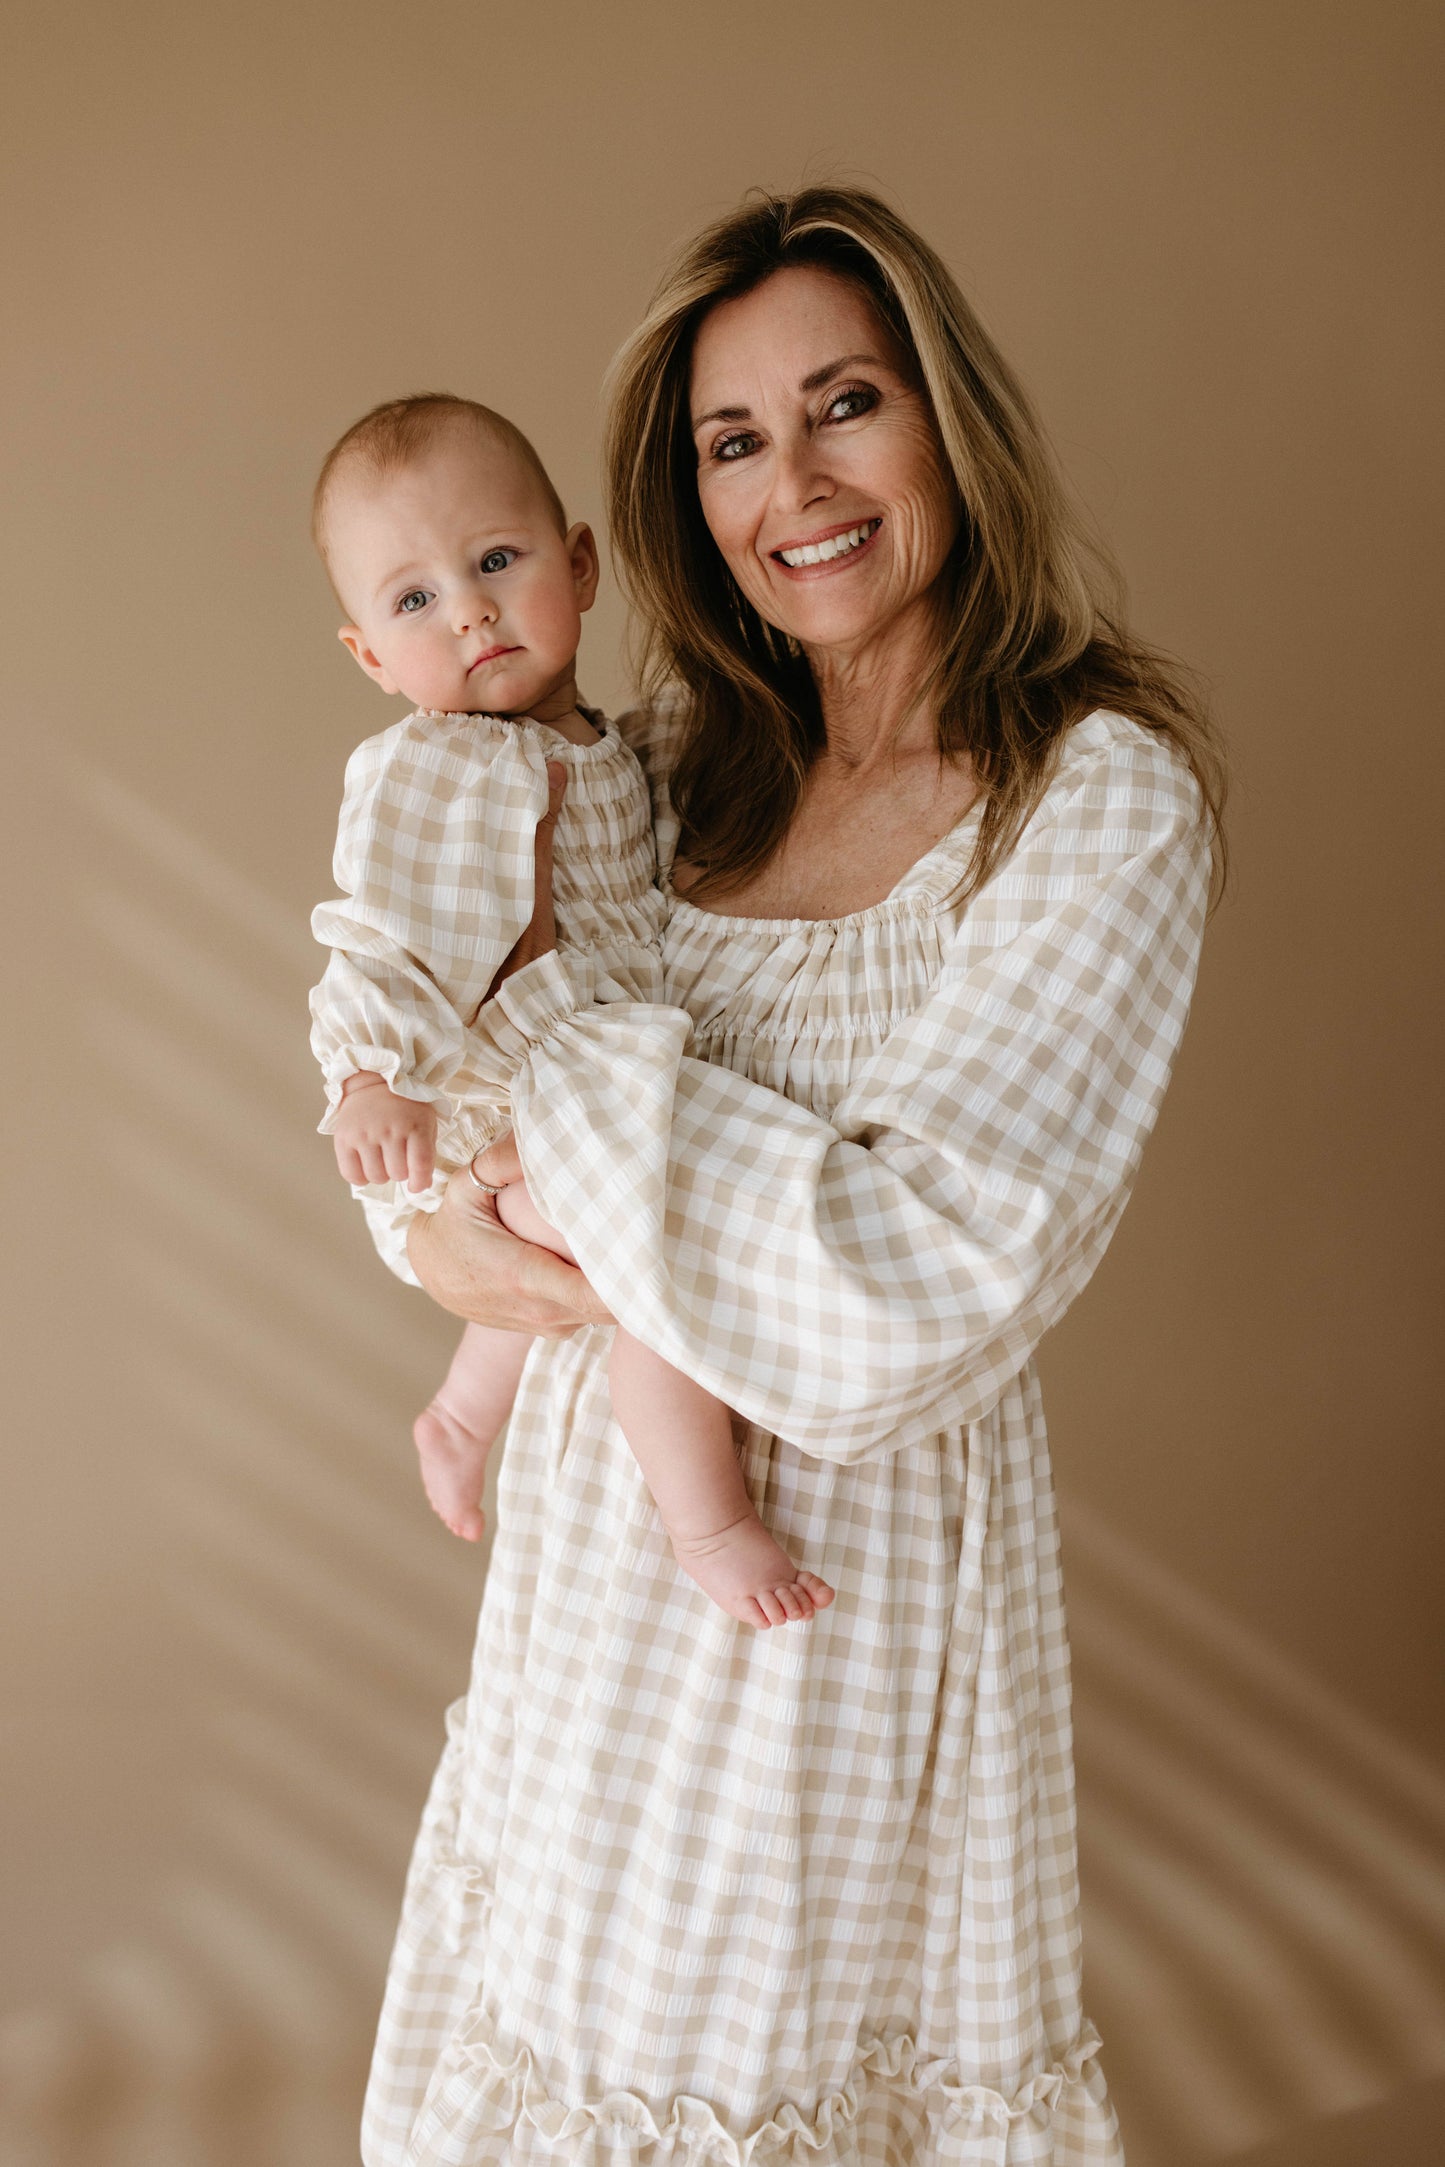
[826,386,877,422]
[398,590,429,613]
[480,549,516,574]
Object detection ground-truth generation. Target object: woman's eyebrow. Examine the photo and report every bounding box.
[797,351,887,393]
[692,353,891,432]
[691,401,751,431]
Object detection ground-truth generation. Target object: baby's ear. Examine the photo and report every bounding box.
[338,624,400,696]
[566,522,601,614]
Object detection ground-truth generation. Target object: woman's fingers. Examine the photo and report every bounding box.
[407,1165,613,1336]
[484,761,566,1000]
[541,758,567,822]
[469,1130,525,1192]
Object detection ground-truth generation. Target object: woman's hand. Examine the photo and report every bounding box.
[407,1155,613,1334]
[485,760,566,1001]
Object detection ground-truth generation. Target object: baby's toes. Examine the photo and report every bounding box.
[753,1586,791,1628]
[773,1582,812,1624]
[797,1571,835,1609]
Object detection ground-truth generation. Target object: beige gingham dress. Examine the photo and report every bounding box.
[359,705,1212,2167]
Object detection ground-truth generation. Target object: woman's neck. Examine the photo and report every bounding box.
[807,600,944,773]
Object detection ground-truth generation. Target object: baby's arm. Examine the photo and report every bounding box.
[310,716,555,1191]
[330,1069,438,1193]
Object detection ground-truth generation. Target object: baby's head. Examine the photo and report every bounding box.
[314,394,598,718]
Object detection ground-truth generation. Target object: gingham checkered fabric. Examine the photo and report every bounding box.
[361,707,1211,2166]
[308,708,667,1263]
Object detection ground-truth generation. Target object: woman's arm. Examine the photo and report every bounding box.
[471,721,1212,1462]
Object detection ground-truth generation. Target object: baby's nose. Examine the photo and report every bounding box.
[453,589,495,631]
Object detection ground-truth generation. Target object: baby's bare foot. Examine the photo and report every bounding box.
[413,1397,491,1542]
[668,1511,835,1628]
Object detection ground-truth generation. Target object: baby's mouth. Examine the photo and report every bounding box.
[469,644,521,672]
[772,517,882,569]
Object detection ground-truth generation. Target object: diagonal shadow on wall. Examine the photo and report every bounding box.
[2,755,1442,2167]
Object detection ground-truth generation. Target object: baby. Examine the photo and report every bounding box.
[308,393,834,1630]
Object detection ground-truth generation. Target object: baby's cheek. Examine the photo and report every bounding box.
[527,581,582,657]
[409,638,468,709]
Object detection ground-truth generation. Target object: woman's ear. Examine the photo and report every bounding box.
[565,522,601,614]
[338,624,400,695]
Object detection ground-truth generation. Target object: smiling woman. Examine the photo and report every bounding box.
[676,266,979,916]
[607,191,1223,915]
[690,275,958,637]
[364,185,1226,2167]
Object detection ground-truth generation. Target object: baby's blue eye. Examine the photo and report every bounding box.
[398,590,428,614]
[479,548,516,575]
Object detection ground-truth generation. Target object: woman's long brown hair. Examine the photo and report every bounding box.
[604,185,1226,905]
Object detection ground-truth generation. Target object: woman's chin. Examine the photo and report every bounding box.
[774,598,898,660]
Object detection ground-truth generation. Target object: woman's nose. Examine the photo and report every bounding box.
[772,434,835,514]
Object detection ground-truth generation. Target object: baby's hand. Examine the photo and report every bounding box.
[333,1071,437,1192]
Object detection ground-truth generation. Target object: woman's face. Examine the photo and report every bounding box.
[688,265,961,667]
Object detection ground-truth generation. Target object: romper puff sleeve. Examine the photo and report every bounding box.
[309,710,551,1129]
[486,713,1212,1464]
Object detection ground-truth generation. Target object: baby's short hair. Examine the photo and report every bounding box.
[312,392,567,585]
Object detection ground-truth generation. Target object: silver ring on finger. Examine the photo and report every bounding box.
[467,1151,506,1198]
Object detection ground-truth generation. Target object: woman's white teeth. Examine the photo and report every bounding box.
[778,519,879,568]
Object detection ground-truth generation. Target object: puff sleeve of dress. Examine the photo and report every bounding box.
[488,710,1212,1464]
[309,709,552,1129]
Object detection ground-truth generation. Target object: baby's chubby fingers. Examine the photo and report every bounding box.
[334,1138,368,1186]
[333,1077,438,1189]
[406,1130,436,1193]
[382,1133,413,1184]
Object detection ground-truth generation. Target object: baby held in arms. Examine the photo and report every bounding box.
[308,394,834,1629]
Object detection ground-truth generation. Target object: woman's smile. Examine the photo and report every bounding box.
[770,515,883,575]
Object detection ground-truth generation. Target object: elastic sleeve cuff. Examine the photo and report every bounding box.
[486,951,585,1064]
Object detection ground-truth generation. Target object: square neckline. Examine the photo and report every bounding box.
[658,793,987,936]
[650,710,1130,938]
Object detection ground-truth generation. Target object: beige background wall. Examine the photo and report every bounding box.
[2,4,1442,2163]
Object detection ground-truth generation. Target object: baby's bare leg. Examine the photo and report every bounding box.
[411,1178,570,1539]
[490,1181,834,1626]
[608,1334,835,1631]
[414,1322,532,1542]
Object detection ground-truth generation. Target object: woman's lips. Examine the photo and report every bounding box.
[769,516,883,578]
[468,644,521,672]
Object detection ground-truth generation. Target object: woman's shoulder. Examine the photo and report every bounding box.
[1038,707,1206,848]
